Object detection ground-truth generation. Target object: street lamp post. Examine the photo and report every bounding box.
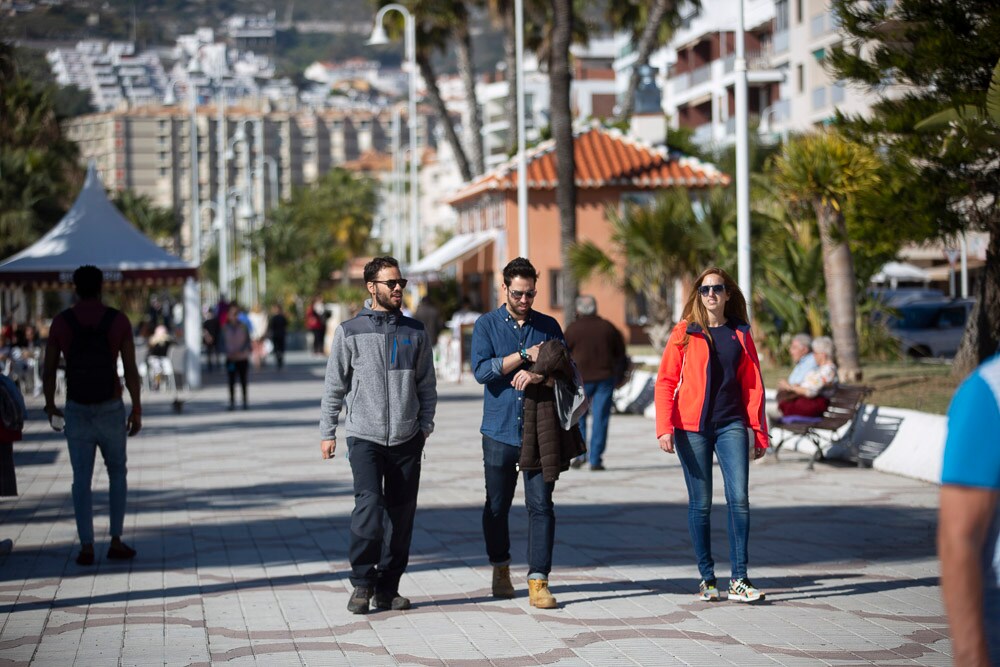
[735,0,752,317]
[515,0,528,258]
[216,79,230,301]
[368,4,419,278]
[165,77,203,390]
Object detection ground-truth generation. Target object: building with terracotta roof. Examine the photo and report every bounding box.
[428,125,729,340]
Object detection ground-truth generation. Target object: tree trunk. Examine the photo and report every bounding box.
[953,225,1000,377]
[815,202,862,381]
[502,8,519,156]
[549,0,577,327]
[455,19,485,176]
[416,51,474,183]
[615,0,673,125]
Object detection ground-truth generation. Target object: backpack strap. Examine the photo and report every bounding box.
[62,308,82,334]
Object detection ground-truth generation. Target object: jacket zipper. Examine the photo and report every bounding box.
[384,314,391,446]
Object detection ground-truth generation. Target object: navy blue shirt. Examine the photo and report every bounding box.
[707,322,745,425]
[471,305,565,446]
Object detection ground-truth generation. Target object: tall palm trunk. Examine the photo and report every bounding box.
[454,18,485,176]
[815,201,862,381]
[615,0,673,124]
[549,0,577,326]
[415,51,473,183]
[953,228,1000,376]
[502,7,518,155]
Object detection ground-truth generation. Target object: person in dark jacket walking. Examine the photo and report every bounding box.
[267,304,288,370]
[319,256,437,615]
[564,296,626,471]
[470,257,565,609]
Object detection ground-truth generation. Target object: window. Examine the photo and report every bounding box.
[795,0,803,23]
[549,269,564,309]
[775,0,789,31]
[797,64,804,93]
[812,48,826,61]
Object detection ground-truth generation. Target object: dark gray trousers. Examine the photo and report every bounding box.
[346,432,424,593]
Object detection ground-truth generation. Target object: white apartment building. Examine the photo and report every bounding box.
[613,0,882,147]
[47,41,169,112]
[476,41,620,169]
[63,105,433,264]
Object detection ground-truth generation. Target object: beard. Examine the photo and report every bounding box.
[506,296,530,318]
[375,289,402,312]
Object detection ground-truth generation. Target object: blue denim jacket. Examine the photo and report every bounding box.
[471,305,565,447]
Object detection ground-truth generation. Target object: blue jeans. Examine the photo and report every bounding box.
[674,420,750,581]
[64,398,128,545]
[482,435,555,578]
[579,378,615,466]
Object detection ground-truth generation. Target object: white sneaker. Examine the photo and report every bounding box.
[728,577,765,602]
[697,579,720,601]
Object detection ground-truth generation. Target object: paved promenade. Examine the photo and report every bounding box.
[1,353,948,665]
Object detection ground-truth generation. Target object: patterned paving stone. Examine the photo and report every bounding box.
[0,352,948,665]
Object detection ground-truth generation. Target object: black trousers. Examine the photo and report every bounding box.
[226,359,248,405]
[346,432,425,593]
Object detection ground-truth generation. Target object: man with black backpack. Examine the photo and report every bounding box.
[43,266,143,566]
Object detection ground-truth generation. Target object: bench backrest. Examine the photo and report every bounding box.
[813,384,872,431]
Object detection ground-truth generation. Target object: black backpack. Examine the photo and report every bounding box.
[63,307,120,404]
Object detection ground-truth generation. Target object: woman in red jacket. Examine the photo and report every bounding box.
[655,267,769,603]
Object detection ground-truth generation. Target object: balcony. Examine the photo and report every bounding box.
[773,30,789,54]
[692,123,713,145]
[690,63,712,86]
[811,12,830,38]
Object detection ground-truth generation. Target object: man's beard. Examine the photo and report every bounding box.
[507,297,529,318]
[375,289,402,312]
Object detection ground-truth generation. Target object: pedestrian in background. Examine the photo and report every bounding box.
[471,257,564,609]
[307,297,327,356]
[267,304,288,371]
[938,353,1000,667]
[319,256,437,614]
[564,295,627,471]
[654,267,769,604]
[222,303,251,410]
[42,265,142,566]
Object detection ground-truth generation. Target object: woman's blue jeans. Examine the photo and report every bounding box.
[482,436,555,579]
[674,420,750,581]
[64,398,128,545]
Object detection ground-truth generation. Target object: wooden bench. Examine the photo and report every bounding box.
[772,384,873,469]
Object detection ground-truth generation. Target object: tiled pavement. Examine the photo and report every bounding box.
[1,353,948,665]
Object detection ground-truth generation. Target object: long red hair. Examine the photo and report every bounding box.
[680,267,749,346]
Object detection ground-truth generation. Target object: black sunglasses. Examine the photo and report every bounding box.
[697,284,726,297]
[509,288,537,300]
[372,279,408,290]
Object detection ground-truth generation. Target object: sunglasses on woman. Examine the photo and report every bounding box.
[697,284,726,297]
[371,279,408,290]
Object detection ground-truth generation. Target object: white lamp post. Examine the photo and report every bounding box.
[735,0,752,316]
[515,0,528,258]
[165,77,203,390]
[369,4,419,274]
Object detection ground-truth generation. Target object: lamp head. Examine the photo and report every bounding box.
[164,88,177,105]
[367,23,390,46]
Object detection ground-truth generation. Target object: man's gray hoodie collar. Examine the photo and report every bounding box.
[361,299,400,324]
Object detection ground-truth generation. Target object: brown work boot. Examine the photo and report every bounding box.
[527,579,557,609]
[492,564,515,598]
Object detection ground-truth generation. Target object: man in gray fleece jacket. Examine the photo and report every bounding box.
[319,256,437,614]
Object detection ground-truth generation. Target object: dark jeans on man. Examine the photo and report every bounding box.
[226,359,248,407]
[579,378,615,467]
[347,432,425,594]
[482,435,555,578]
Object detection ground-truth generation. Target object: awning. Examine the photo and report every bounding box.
[871,261,930,284]
[409,230,498,280]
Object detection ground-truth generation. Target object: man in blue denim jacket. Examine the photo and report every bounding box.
[471,257,564,609]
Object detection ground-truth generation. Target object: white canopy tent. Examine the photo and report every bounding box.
[871,261,931,288]
[0,163,203,389]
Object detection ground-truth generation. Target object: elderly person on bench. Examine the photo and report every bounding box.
[777,336,838,418]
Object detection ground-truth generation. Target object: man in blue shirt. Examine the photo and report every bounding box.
[939,353,1000,666]
[777,333,817,391]
[471,257,565,609]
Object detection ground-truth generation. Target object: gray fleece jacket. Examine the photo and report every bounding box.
[319,301,437,445]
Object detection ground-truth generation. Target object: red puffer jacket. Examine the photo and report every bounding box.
[654,320,769,449]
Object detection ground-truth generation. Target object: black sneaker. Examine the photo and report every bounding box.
[373,592,411,611]
[347,586,373,614]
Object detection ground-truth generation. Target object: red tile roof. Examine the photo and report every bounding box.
[446,125,730,205]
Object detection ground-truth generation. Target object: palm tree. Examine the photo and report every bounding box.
[916,59,1000,375]
[568,188,734,349]
[375,1,475,182]
[451,1,485,175]
[609,0,684,124]
[113,189,181,253]
[771,131,882,381]
[548,0,577,325]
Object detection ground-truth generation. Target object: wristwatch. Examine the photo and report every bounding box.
[519,347,530,363]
